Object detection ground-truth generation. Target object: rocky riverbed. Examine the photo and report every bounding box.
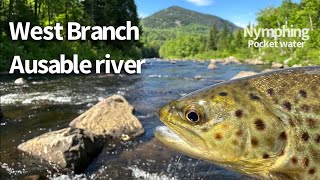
[0,59,270,179]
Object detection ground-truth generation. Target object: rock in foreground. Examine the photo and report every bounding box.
[69,95,145,140]
[18,128,104,173]
[231,71,258,80]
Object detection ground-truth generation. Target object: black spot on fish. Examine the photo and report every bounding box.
[263,153,269,159]
[315,134,320,144]
[236,130,243,136]
[309,168,316,175]
[291,157,298,164]
[235,110,243,118]
[283,101,292,111]
[215,133,222,140]
[301,104,310,113]
[279,132,287,140]
[249,93,260,100]
[301,132,310,142]
[307,118,317,129]
[303,157,309,168]
[299,90,307,98]
[251,137,258,147]
[267,88,274,96]
[219,92,228,96]
[254,119,266,130]
[289,119,295,127]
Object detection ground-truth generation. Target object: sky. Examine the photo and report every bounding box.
[135,0,301,28]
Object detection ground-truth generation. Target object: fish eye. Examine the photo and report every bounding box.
[185,107,202,123]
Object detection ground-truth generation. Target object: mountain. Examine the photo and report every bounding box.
[141,6,241,31]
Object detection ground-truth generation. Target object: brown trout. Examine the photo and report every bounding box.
[154,67,320,179]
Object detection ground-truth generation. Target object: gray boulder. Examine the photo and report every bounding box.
[69,95,145,140]
[18,128,104,173]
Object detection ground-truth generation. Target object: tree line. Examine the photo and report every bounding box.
[0,0,141,71]
[156,0,319,65]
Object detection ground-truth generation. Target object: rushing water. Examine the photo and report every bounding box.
[0,59,269,179]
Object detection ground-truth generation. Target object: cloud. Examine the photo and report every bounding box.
[186,0,213,6]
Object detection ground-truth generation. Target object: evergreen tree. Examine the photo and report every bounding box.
[207,24,218,50]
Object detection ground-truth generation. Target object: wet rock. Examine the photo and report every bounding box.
[231,71,257,80]
[271,62,284,68]
[207,62,217,69]
[69,95,145,140]
[221,56,241,65]
[18,128,104,173]
[170,60,176,64]
[14,77,28,85]
[210,59,218,64]
[245,59,264,65]
[194,75,202,80]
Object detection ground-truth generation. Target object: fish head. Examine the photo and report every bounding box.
[155,81,288,175]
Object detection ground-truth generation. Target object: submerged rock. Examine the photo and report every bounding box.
[18,128,104,173]
[231,71,257,80]
[69,95,145,140]
[14,77,28,85]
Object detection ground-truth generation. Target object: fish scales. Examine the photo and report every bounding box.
[154,67,320,180]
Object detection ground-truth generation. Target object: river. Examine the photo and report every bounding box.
[0,59,269,179]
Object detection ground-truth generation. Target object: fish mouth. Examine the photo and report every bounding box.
[154,126,206,160]
[154,126,184,143]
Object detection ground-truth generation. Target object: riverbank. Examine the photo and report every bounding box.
[159,56,312,68]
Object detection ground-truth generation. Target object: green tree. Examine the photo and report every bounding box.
[207,24,218,50]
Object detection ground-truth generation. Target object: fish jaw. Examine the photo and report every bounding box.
[154,126,209,160]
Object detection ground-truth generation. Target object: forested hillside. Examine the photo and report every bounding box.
[142,6,240,31]
[143,0,320,66]
[0,0,141,71]
[141,6,241,58]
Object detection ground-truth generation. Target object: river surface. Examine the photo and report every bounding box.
[0,59,269,179]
